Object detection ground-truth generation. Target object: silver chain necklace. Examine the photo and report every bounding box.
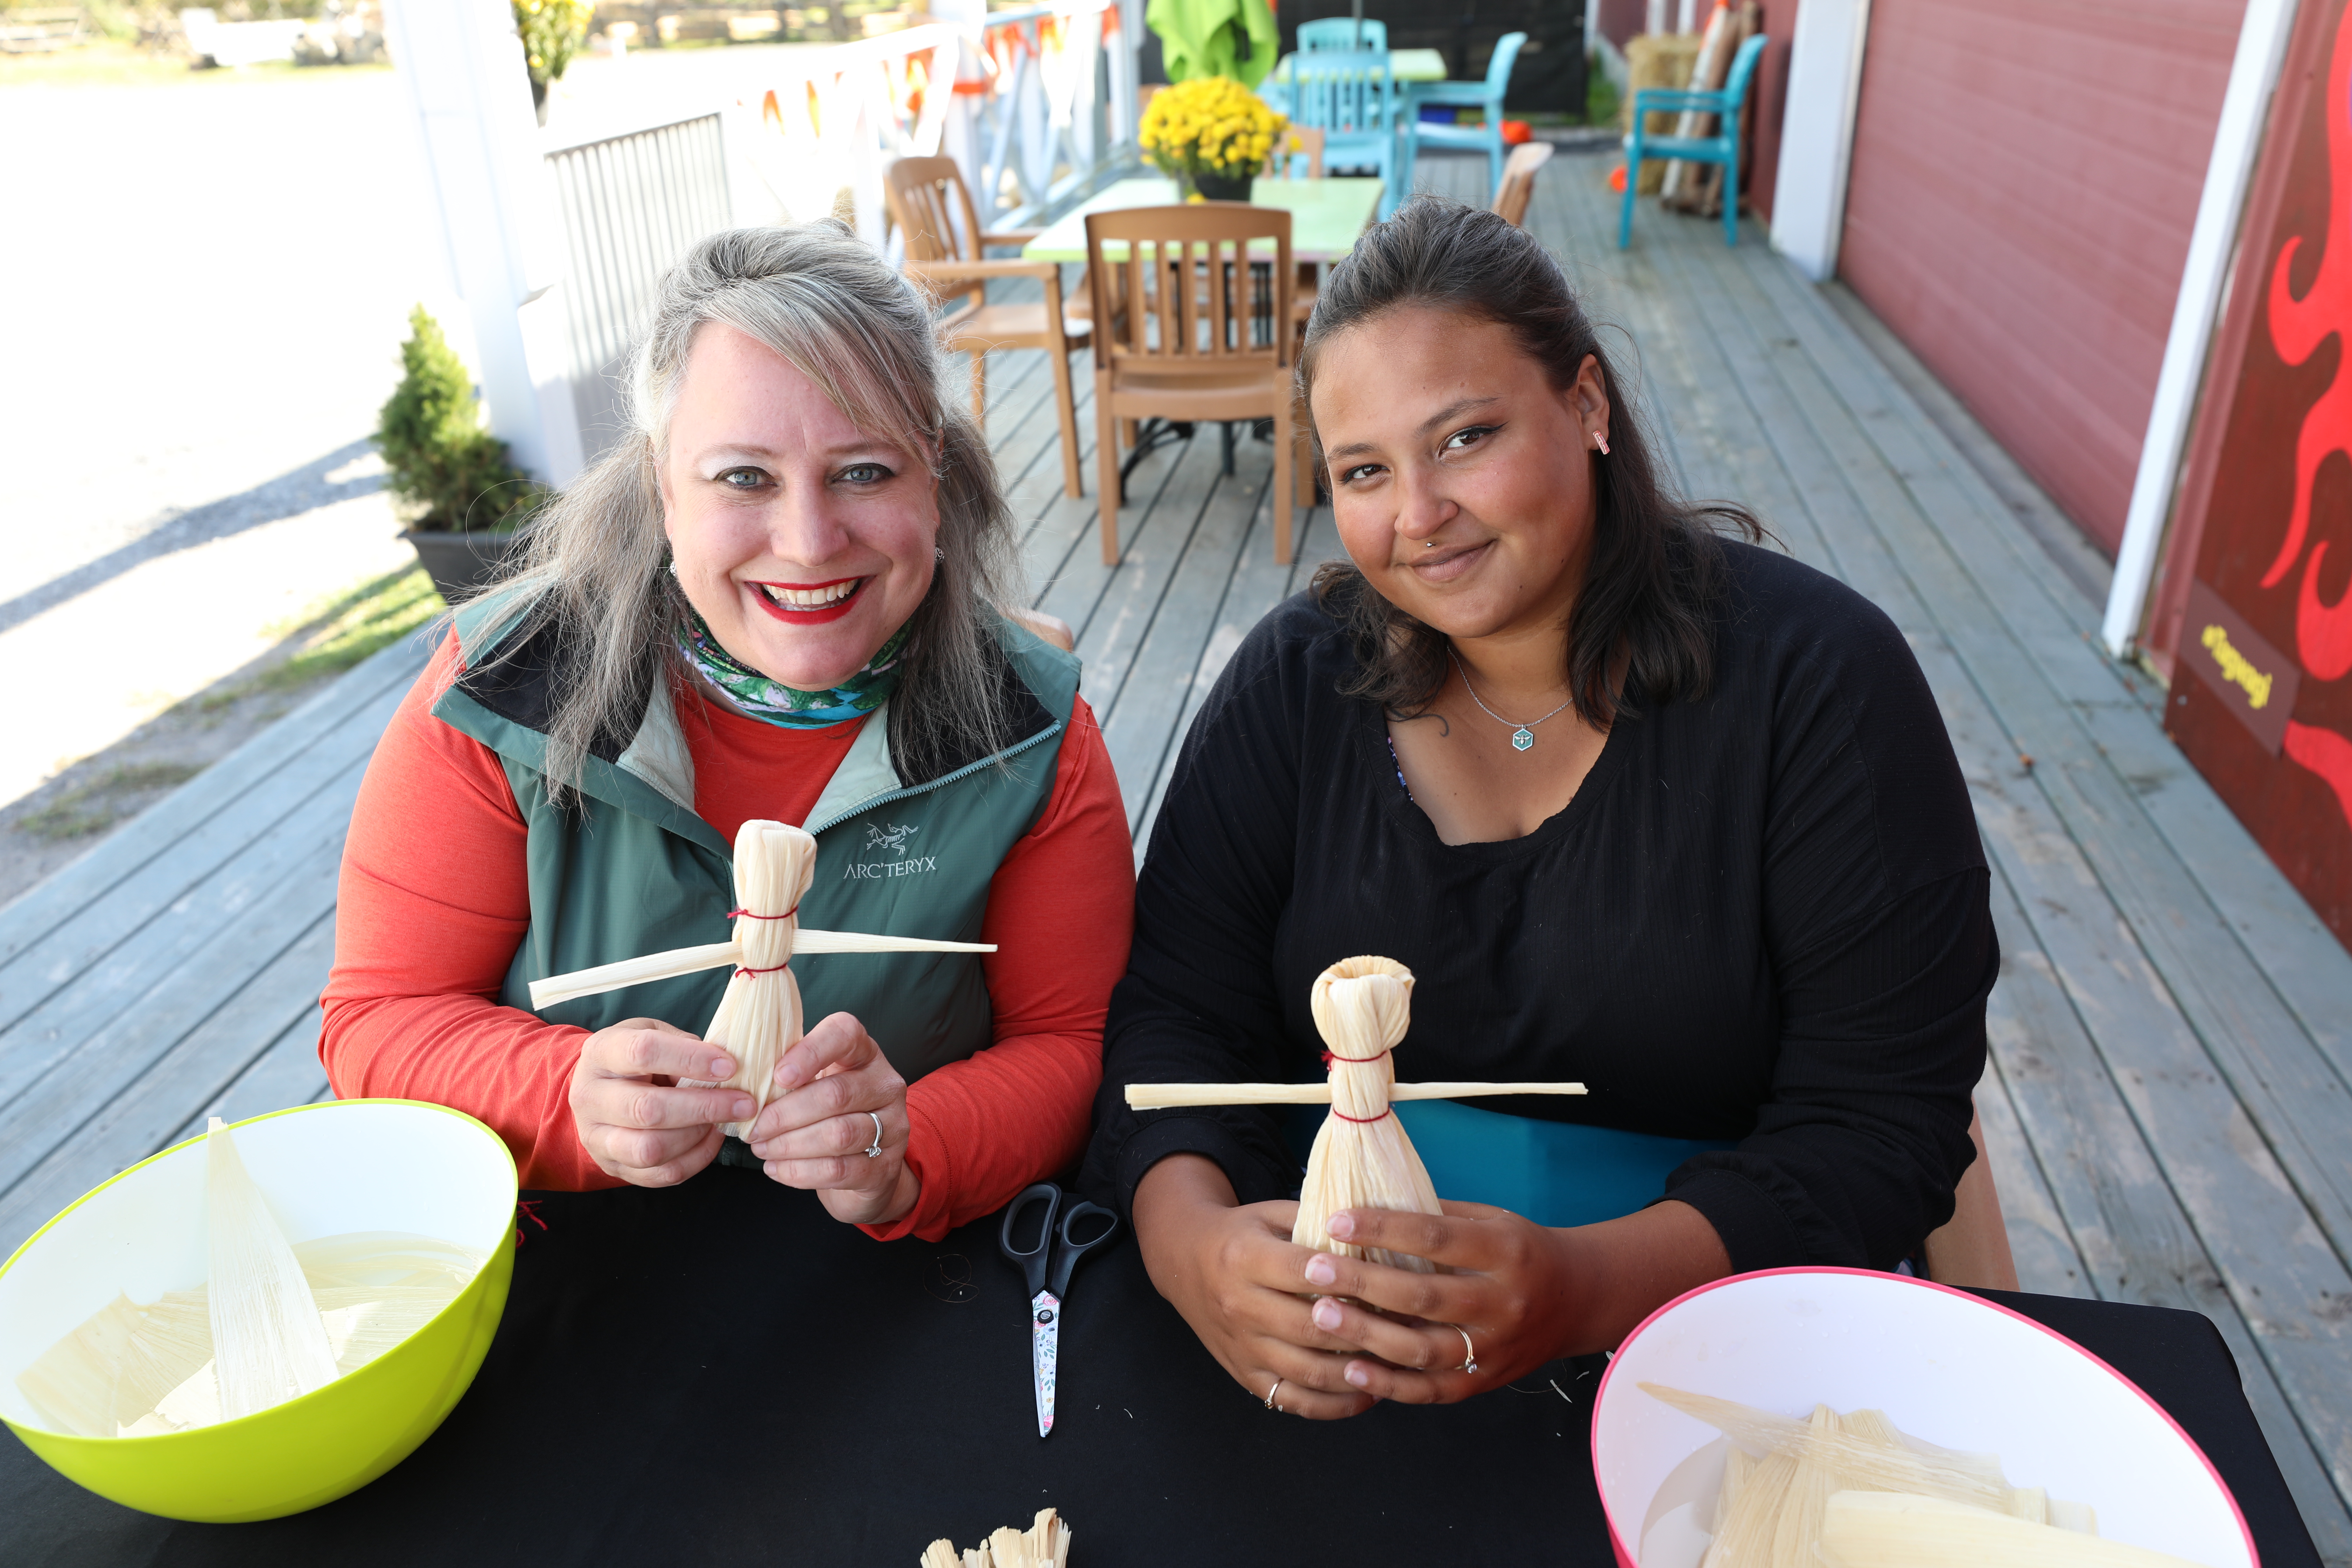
[1448,651,1575,752]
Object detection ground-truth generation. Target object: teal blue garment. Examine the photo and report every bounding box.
[1282,1101,1737,1230]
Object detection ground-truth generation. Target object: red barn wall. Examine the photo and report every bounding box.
[1745,0,1799,223]
[1837,0,2244,556]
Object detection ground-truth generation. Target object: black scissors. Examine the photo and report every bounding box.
[998,1182,1119,1437]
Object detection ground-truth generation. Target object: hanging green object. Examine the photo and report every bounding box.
[1146,0,1279,90]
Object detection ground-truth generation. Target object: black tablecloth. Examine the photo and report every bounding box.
[3,1167,2323,1566]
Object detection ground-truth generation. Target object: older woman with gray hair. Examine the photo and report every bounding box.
[321,224,1133,1240]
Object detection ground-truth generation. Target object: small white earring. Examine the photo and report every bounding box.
[1593,432,1611,456]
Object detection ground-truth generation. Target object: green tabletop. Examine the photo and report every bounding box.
[1020,176,1385,264]
[1269,47,1448,82]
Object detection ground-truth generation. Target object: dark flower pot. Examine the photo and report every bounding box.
[401,529,528,604]
[1193,170,1254,202]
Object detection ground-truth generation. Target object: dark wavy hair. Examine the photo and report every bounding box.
[1299,195,1761,724]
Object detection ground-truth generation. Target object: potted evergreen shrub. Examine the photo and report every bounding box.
[377,305,544,604]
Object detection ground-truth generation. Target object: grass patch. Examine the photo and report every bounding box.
[210,565,446,707]
[16,762,203,841]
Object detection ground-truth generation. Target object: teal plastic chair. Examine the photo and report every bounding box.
[1399,31,1527,197]
[1619,31,1767,249]
[1282,49,1404,218]
[1297,16,1386,50]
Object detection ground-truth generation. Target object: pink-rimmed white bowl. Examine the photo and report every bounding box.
[1590,1267,2259,1568]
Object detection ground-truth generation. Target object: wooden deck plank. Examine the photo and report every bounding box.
[1033,427,1209,639]
[1982,860,2352,1557]
[1534,158,1722,506]
[1077,439,1272,727]
[1700,240,2352,1289]
[1672,232,2352,1275]
[1599,198,1851,582]
[1706,275,2352,1512]
[0,915,338,1257]
[0,640,422,1029]
[0,745,366,1110]
[1586,171,2352,1537]
[0,634,423,959]
[1096,462,1274,828]
[1129,487,1336,855]
[1816,282,2118,628]
[0,656,417,1039]
[163,1007,330,1154]
[0,768,357,1187]
[1971,1049,2092,1299]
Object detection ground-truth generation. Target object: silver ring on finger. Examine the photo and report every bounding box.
[1452,1324,1477,1375]
[1263,1376,1282,1412]
[862,1111,884,1158]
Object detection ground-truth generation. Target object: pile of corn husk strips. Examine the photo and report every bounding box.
[15,1119,482,1437]
[921,1508,1071,1568]
[1642,1383,2215,1568]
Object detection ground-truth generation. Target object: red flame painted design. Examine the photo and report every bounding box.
[2259,3,2352,838]
[2265,2,2352,681]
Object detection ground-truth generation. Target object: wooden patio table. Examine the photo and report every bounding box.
[0,1169,2324,1565]
[1019,176,1385,265]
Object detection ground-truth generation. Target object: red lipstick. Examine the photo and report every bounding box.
[745,576,867,626]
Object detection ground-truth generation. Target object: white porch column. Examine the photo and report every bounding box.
[382,0,584,488]
[2102,0,2300,659]
[1769,0,1873,283]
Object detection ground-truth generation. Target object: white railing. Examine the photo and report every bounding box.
[396,0,1140,485]
[546,113,734,464]
[721,0,1141,246]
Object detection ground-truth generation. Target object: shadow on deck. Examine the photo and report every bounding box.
[3,146,2349,1556]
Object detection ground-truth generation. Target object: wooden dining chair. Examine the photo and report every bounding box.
[1261,126,1328,336]
[1086,205,1304,565]
[884,155,1089,499]
[1491,139,1554,228]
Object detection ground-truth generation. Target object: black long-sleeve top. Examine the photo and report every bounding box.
[1079,541,1996,1272]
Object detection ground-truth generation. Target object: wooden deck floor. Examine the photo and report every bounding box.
[4,147,2351,1556]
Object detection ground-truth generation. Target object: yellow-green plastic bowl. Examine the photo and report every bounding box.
[0,1099,518,1522]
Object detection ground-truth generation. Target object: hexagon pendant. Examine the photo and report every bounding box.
[1511,727,1535,751]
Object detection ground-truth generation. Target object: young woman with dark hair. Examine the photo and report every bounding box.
[1080,197,1996,1418]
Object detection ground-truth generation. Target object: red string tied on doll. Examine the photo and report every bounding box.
[732,904,798,976]
[1321,1047,1394,1121]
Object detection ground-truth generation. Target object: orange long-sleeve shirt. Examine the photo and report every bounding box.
[320,635,1134,1241]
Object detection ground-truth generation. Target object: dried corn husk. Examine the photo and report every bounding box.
[1291,957,1443,1273]
[204,1117,339,1422]
[14,1221,481,1438]
[1820,1490,2204,1568]
[295,1230,485,1290]
[15,1294,173,1438]
[1644,1382,2012,1510]
[679,820,814,1139]
[920,1507,1071,1567]
[1640,1384,2113,1568]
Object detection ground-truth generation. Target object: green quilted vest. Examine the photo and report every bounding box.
[429,592,1079,1087]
